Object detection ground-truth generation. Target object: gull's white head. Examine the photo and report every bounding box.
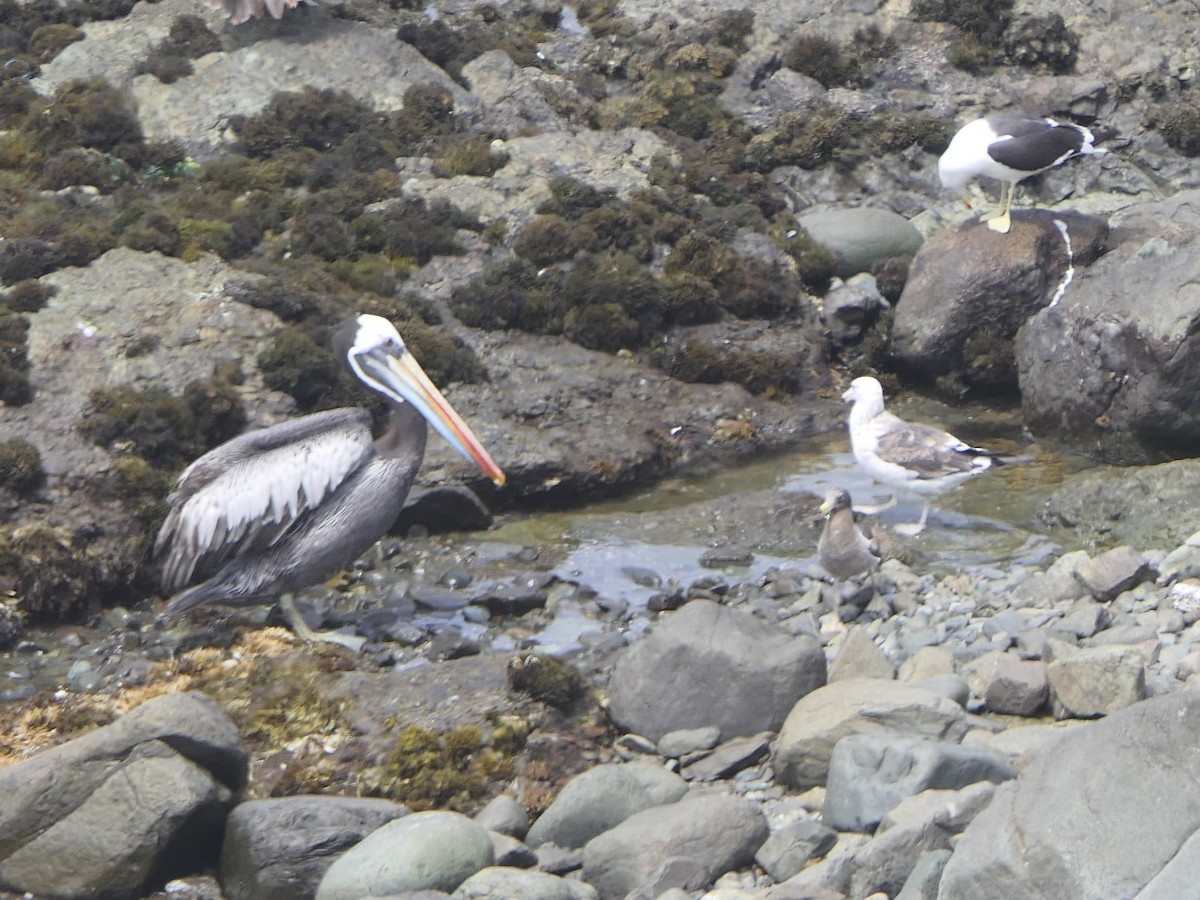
[843,376,884,406]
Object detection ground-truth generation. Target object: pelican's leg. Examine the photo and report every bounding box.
[987,182,1013,233]
[894,500,931,537]
[279,593,366,651]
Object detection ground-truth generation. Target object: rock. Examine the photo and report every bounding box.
[1047,645,1146,718]
[1055,597,1110,638]
[771,834,869,898]
[657,726,721,759]
[606,599,825,743]
[1072,545,1150,602]
[827,626,895,682]
[1011,550,1091,606]
[680,732,771,782]
[315,811,493,899]
[0,692,245,899]
[220,796,408,900]
[847,818,952,899]
[820,274,889,343]
[939,692,1200,898]
[822,733,1015,832]
[489,832,537,869]
[890,211,1107,389]
[773,679,969,790]
[1156,530,1200,584]
[984,656,1049,716]
[897,646,956,683]
[877,782,997,835]
[473,795,530,840]
[451,866,594,900]
[797,208,924,278]
[524,762,688,850]
[894,849,952,900]
[394,484,494,536]
[581,793,767,899]
[1040,460,1200,550]
[754,819,839,882]
[1016,190,1200,464]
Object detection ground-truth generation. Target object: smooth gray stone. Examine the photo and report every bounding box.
[473,795,530,840]
[754,819,839,882]
[894,848,952,900]
[451,866,594,900]
[798,207,923,277]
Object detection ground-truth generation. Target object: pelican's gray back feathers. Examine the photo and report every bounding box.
[157,407,378,598]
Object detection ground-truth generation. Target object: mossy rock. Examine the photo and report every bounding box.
[507,652,585,709]
[0,438,43,494]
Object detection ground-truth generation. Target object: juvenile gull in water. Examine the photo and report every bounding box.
[817,487,881,580]
[843,376,1013,534]
[938,113,1110,234]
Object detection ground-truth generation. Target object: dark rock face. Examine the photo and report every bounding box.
[938,691,1200,899]
[890,210,1108,391]
[605,599,826,743]
[219,797,409,900]
[1016,190,1200,463]
[0,692,247,900]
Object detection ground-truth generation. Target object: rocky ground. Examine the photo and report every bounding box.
[4,0,1200,895]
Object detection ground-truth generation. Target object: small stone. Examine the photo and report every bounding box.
[657,726,722,759]
[984,656,1049,716]
[681,732,771,782]
[1073,546,1151,602]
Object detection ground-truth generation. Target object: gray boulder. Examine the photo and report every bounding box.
[606,599,825,743]
[1016,190,1200,463]
[891,211,1107,390]
[754,819,839,882]
[0,692,245,900]
[525,762,687,849]
[1046,645,1146,719]
[315,811,493,899]
[984,657,1049,716]
[823,733,1016,832]
[773,679,969,790]
[220,796,409,900]
[581,793,768,899]
[797,207,924,278]
[939,692,1200,898]
[452,866,595,900]
[473,795,531,840]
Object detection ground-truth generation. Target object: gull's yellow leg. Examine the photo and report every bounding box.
[987,181,1013,233]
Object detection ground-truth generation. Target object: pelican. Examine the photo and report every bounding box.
[843,376,1013,534]
[155,314,505,649]
[201,0,309,24]
[938,113,1109,234]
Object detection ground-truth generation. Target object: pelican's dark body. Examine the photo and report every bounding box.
[159,407,425,615]
[155,315,504,623]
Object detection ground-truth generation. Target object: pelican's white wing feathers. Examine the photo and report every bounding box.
[156,408,374,592]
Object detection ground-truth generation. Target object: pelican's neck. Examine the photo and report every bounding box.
[375,399,428,464]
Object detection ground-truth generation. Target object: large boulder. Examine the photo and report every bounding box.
[1016,189,1200,464]
[0,692,246,900]
[605,599,826,743]
[890,211,1107,390]
[938,692,1200,899]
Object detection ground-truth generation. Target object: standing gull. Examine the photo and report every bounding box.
[843,376,1010,534]
[156,314,505,649]
[938,113,1109,234]
[817,487,881,580]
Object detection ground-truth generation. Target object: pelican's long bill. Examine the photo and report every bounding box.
[360,342,506,486]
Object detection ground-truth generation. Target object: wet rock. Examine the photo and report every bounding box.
[1073,545,1151,602]
[0,692,245,899]
[984,656,1049,716]
[754,820,839,882]
[525,762,688,850]
[606,599,825,743]
[315,811,493,899]
[478,585,548,616]
[823,733,1015,832]
[1047,645,1146,718]
[891,211,1106,389]
[939,692,1200,898]
[797,208,923,278]
[773,679,969,790]
[451,865,593,900]
[827,626,895,682]
[473,795,530,840]
[1017,191,1200,464]
[581,793,767,899]
[219,796,408,900]
[700,547,755,568]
